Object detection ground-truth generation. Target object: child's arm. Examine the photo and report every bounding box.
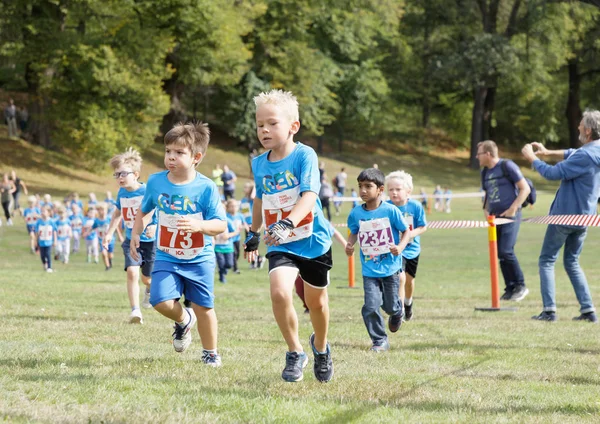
[115,225,124,243]
[390,229,410,256]
[176,216,226,236]
[332,228,347,247]
[129,209,148,261]
[345,233,357,257]
[103,209,122,248]
[409,225,427,239]
[249,198,263,233]
[244,198,263,262]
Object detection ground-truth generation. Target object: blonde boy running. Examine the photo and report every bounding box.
[386,171,428,321]
[244,90,334,382]
[131,122,226,366]
[103,148,156,324]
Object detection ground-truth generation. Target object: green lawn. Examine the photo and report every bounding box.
[1,189,600,423]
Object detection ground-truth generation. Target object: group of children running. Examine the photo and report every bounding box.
[17,89,427,382]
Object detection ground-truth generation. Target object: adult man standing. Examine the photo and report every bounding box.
[522,110,600,323]
[478,140,531,302]
[335,167,348,196]
[4,99,18,139]
[221,165,237,200]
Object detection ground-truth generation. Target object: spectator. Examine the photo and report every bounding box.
[212,164,224,195]
[4,99,18,139]
[479,140,530,302]
[433,185,442,211]
[319,172,334,221]
[522,110,600,323]
[319,161,326,180]
[1,173,16,225]
[18,106,28,133]
[335,167,348,196]
[221,164,237,200]
[9,170,28,216]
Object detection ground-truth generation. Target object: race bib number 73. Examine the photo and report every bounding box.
[158,213,205,260]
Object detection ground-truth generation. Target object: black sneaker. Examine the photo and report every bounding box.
[309,333,333,383]
[572,312,598,323]
[510,286,529,302]
[531,311,557,322]
[388,313,402,333]
[404,303,413,321]
[500,287,514,301]
[281,351,308,382]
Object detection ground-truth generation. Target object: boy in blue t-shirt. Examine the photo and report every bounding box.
[132,122,226,367]
[55,206,73,264]
[214,212,238,283]
[69,203,84,254]
[35,206,57,272]
[94,203,116,271]
[346,168,410,352]
[244,90,334,382]
[82,207,99,263]
[103,148,156,325]
[386,171,428,322]
[24,196,41,254]
[226,199,246,274]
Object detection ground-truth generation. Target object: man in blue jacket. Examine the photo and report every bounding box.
[522,110,600,323]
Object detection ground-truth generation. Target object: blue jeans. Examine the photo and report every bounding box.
[362,273,402,344]
[496,212,525,290]
[216,251,234,282]
[539,225,595,313]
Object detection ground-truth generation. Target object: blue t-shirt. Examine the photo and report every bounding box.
[351,191,359,208]
[56,219,72,241]
[387,199,426,260]
[83,217,97,241]
[24,207,41,228]
[240,197,253,225]
[116,184,155,242]
[69,213,84,234]
[227,212,245,243]
[105,198,118,215]
[252,142,332,258]
[347,201,408,278]
[35,219,56,247]
[482,160,524,216]
[93,217,114,246]
[141,171,226,264]
[221,171,236,192]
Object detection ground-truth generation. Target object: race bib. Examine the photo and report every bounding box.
[120,196,143,229]
[262,186,313,244]
[38,225,53,242]
[404,215,415,244]
[70,218,82,231]
[25,214,37,224]
[96,224,108,240]
[358,218,393,256]
[158,212,205,260]
[240,202,251,218]
[57,224,70,238]
[214,231,229,246]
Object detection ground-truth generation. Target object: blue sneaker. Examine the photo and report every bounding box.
[531,311,557,322]
[370,339,390,352]
[281,351,308,382]
[309,333,334,382]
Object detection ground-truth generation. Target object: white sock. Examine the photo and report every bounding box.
[203,349,217,355]
[405,297,413,306]
[177,309,191,327]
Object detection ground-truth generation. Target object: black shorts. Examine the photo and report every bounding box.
[122,239,156,277]
[402,255,419,278]
[267,249,333,288]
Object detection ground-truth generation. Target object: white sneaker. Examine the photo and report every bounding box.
[7,219,13,226]
[172,308,197,353]
[142,289,152,309]
[46,268,54,273]
[129,309,143,324]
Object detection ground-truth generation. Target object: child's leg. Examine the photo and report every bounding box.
[64,239,71,262]
[39,247,48,268]
[154,299,186,321]
[73,232,80,252]
[92,239,99,261]
[270,267,303,352]
[398,270,406,302]
[304,283,330,352]
[234,241,241,272]
[55,240,64,260]
[224,252,234,271]
[29,231,36,252]
[381,273,402,318]
[86,239,93,260]
[192,304,217,351]
[294,276,308,310]
[126,266,141,309]
[361,276,386,343]
[216,252,226,282]
[405,274,415,301]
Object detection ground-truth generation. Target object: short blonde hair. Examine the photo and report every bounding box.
[477,140,498,158]
[164,121,210,157]
[386,170,413,191]
[254,89,299,122]
[109,147,143,172]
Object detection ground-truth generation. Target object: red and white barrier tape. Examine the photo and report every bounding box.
[332,192,484,202]
[332,215,600,229]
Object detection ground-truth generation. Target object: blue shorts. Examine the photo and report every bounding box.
[150,260,215,308]
[121,239,156,277]
[26,224,36,234]
[102,242,115,253]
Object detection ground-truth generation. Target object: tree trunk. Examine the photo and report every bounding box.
[470,86,488,169]
[566,60,582,149]
[483,85,496,140]
[159,54,187,138]
[317,135,324,154]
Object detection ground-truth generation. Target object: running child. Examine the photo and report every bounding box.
[386,171,427,321]
[35,206,57,272]
[55,206,73,264]
[226,199,246,274]
[94,203,116,271]
[103,148,156,324]
[345,168,410,352]
[82,207,99,263]
[69,203,84,253]
[24,196,41,253]
[244,89,334,382]
[214,211,238,283]
[132,122,226,366]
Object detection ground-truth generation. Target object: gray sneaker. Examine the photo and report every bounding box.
[281,351,308,382]
[309,333,334,383]
[370,339,390,352]
[202,350,222,367]
[572,312,598,323]
[510,286,529,302]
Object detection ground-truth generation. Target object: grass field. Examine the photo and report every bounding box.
[2,185,600,423]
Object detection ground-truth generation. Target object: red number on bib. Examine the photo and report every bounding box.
[159,226,204,249]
